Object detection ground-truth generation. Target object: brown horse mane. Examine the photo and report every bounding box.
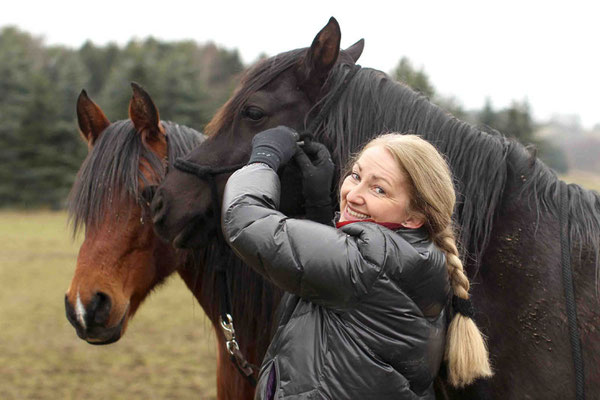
[68,120,203,235]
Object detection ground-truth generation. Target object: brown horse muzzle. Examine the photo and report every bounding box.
[64,292,128,345]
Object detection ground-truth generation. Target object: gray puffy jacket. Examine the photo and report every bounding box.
[222,164,451,399]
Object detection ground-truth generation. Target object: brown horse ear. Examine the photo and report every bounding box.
[76,90,110,147]
[129,82,163,140]
[344,39,364,63]
[299,17,341,97]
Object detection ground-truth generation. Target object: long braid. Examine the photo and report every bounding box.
[435,228,470,297]
[435,226,492,387]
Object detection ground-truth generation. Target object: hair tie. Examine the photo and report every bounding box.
[452,295,475,318]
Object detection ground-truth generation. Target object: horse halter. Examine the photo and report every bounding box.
[170,63,361,386]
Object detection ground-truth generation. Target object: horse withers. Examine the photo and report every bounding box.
[151,17,600,399]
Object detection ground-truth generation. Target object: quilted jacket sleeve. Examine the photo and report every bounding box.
[221,163,389,311]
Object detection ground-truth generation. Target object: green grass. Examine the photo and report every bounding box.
[0,211,217,400]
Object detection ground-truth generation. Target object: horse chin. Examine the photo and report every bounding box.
[81,306,129,346]
[84,330,123,346]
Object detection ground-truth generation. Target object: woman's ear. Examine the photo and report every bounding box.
[403,214,425,229]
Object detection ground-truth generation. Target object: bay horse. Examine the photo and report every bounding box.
[151,18,600,399]
[64,84,279,399]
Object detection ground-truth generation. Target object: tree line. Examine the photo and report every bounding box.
[0,27,243,208]
[0,28,566,209]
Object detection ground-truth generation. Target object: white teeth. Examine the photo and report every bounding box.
[347,207,369,219]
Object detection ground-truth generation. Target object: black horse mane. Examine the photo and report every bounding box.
[314,65,600,271]
[313,66,512,265]
[68,120,203,234]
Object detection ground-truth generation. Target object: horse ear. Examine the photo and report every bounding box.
[76,90,110,147]
[300,17,341,95]
[129,82,163,140]
[344,39,364,63]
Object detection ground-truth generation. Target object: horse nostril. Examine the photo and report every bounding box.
[89,291,112,326]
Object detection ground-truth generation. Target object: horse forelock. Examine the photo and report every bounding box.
[68,120,203,236]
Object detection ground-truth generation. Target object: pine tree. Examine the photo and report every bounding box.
[392,57,435,98]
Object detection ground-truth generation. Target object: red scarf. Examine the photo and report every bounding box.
[336,219,407,230]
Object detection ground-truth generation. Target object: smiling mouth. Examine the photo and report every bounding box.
[346,206,370,220]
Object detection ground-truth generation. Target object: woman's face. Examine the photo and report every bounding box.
[339,145,423,228]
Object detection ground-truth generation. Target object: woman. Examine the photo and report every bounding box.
[222,126,492,399]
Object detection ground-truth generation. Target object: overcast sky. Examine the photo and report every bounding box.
[3,1,598,128]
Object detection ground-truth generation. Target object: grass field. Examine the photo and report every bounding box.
[0,211,217,400]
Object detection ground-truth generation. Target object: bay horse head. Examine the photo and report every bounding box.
[65,84,202,344]
[151,17,364,247]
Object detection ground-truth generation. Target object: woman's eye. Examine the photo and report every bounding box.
[242,106,265,121]
[351,172,360,181]
[374,186,386,195]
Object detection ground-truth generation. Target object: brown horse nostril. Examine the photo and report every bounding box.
[89,291,112,326]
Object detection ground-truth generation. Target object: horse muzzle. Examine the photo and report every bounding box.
[64,293,129,345]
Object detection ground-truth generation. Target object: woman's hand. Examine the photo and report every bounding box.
[247,126,299,171]
[294,141,335,224]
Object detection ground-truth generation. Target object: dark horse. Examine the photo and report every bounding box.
[151,18,600,399]
[64,84,279,399]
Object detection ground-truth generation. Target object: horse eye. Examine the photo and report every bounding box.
[141,185,157,203]
[242,106,265,121]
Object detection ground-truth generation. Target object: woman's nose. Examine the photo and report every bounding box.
[346,184,366,204]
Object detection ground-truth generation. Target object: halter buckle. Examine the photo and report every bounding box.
[220,314,239,355]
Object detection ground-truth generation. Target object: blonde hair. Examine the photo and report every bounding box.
[356,133,493,387]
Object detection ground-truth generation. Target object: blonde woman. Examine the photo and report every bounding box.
[222,126,492,399]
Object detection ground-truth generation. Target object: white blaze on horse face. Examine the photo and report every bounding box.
[76,291,87,330]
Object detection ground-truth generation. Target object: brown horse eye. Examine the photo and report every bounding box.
[242,106,265,121]
[141,185,157,203]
